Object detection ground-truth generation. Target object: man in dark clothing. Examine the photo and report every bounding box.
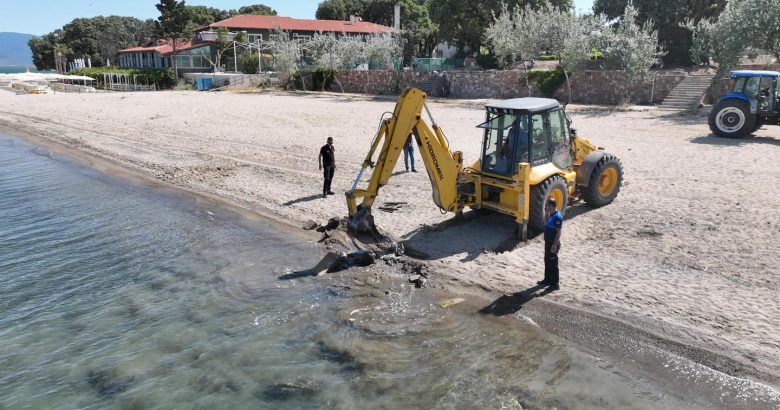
[538,198,563,291]
[318,137,336,198]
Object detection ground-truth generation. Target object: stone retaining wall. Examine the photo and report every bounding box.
[332,69,686,105]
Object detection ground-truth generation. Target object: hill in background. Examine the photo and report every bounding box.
[0,32,35,66]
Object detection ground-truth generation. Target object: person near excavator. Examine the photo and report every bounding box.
[538,198,562,291]
[404,134,417,172]
[319,137,336,198]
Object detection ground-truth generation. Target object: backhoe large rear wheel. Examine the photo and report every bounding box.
[709,99,756,138]
[582,154,623,207]
[529,176,568,232]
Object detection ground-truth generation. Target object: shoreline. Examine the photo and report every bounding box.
[2,117,778,390]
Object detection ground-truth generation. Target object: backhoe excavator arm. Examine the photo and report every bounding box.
[346,88,463,230]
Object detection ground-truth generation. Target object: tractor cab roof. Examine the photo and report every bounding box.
[485,97,561,114]
[730,70,780,78]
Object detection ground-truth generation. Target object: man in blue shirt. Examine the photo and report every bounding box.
[538,198,563,290]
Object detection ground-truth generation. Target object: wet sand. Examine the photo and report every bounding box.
[1,89,778,388]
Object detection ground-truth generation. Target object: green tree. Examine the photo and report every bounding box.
[365,0,436,62]
[685,0,780,71]
[184,6,231,32]
[238,4,278,15]
[594,0,726,66]
[429,0,572,56]
[486,4,608,100]
[28,31,62,70]
[28,16,155,70]
[604,1,661,102]
[94,16,157,66]
[316,0,435,63]
[156,0,189,78]
[315,0,366,20]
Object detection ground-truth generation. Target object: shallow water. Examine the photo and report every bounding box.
[1,133,778,409]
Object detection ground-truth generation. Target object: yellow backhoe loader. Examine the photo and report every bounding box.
[346,87,623,240]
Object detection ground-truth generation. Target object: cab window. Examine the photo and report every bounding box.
[733,77,746,93]
[744,76,760,97]
[530,113,548,163]
[478,113,528,176]
[549,109,572,168]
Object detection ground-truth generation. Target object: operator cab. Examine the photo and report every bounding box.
[478,98,572,178]
[730,70,780,114]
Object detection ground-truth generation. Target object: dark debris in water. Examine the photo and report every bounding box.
[259,377,321,401]
[316,340,366,374]
[86,368,134,398]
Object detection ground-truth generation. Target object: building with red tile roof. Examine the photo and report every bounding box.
[117,15,396,76]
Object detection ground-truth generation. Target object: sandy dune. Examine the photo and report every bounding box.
[1,89,778,385]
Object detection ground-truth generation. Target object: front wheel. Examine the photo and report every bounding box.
[708,99,756,138]
[582,154,623,207]
[529,176,568,232]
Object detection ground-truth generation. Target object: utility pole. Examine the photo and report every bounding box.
[233,41,238,72]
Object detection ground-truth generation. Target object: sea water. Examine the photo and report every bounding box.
[0,66,38,74]
[0,133,777,409]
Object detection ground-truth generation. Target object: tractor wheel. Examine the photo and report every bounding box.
[529,175,568,232]
[582,154,623,207]
[708,99,756,138]
[753,119,763,133]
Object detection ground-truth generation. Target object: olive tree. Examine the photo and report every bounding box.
[267,30,303,88]
[485,3,608,101]
[604,1,661,103]
[307,32,372,92]
[485,3,549,96]
[363,33,402,92]
[685,0,780,72]
[200,27,230,72]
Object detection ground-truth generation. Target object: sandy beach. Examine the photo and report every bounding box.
[1,89,778,387]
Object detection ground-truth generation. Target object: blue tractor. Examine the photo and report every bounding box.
[709,70,780,138]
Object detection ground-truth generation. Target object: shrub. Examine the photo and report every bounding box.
[70,68,176,89]
[240,53,259,74]
[475,53,499,69]
[522,69,566,97]
[312,67,338,91]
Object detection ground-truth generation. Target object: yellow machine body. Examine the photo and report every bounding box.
[346,87,621,240]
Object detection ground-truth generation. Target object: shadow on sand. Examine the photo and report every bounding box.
[479,284,555,316]
[690,134,780,147]
[401,202,596,262]
[283,194,325,206]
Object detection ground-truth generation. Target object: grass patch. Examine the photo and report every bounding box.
[173,82,196,91]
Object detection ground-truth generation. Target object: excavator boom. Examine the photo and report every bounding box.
[346,88,463,231]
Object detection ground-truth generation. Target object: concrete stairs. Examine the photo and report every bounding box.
[659,74,715,111]
[415,73,450,97]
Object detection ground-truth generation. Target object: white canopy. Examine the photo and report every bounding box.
[0,73,95,82]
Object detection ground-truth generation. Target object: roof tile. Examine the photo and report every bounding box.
[208,15,395,34]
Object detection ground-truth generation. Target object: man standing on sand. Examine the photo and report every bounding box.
[318,137,336,198]
[538,198,562,291]
[403,134,417,172]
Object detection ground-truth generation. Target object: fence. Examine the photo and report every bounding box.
[412,58,465,72]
